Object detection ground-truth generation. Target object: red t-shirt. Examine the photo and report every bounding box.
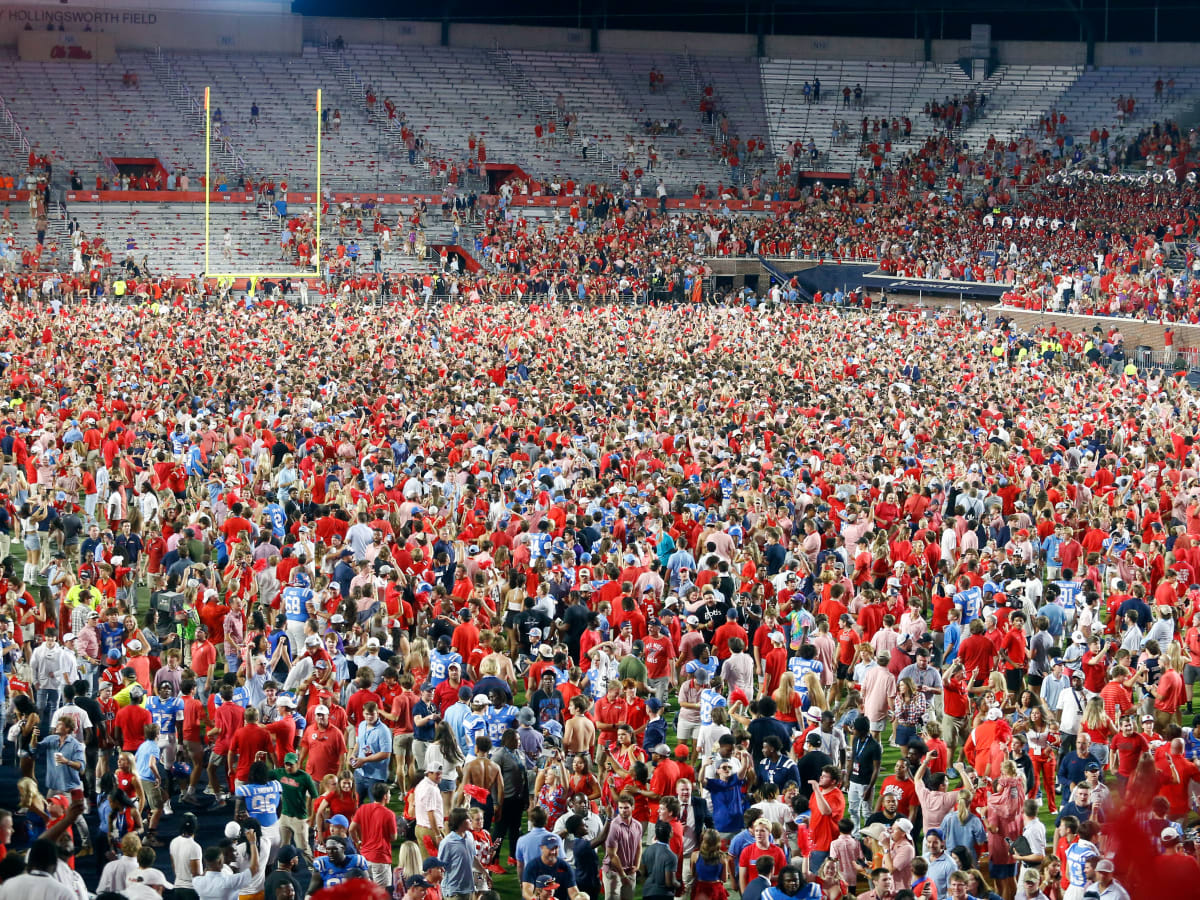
[879,774,918,817]
[643,635,675,679]
[212,700,245,753]
[181,696,205,743]
[265,716,298,761]
[114,703,152,752]
[229,723,273,782]
[346,689,382,727]
[352,801,398,863]
[738,843,787,882]
[943,675,969,719]
[191,640,217,677]
[957,634,997,681]
[808,785,847,851]
[1081,651,1108,695]
[1110,731,1149,777]
[302,724,348,782]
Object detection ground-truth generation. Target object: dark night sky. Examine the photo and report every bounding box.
[292,0,1200,44]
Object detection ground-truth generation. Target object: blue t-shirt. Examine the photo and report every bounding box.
[787,656,823,680]
[485,704,518,744]
[185,445,205,477]
[700,688,727,726]
[99,622,126,654]
[954,586,983,624]
[135,739,161,781]
[236,780,283,827]
[413,699,437,742]
[146,695,183,736]
[1065,840,1097,887]
[429,649,462,686]
[281,586,312,623]
[264,504,287,538]
[1054,580,1082,612]
[313,853,369,887]
[643,716,666,752]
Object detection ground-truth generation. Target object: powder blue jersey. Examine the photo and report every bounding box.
[313,852,369,887]
[236,780,283,828]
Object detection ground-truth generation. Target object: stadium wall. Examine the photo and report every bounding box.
[0,4,302,52]
[1,5,1198,65]
[996,310,1197,350]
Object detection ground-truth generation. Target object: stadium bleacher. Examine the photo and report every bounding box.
[0,36,1197,257]
[60,201,469,276]
[0,47,201,179]
[1050,66,1200,143]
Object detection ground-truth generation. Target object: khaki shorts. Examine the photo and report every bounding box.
[942,713,968,748]
[394,732,414,758]
[144,780,163,809]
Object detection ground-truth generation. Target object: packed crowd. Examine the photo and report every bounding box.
[0,297,1195,900]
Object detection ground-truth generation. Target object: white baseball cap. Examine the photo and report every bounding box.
[130,869,173,888]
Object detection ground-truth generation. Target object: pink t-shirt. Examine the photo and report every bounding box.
[861,665,897,722]
[890,836,915,889]
[829,833,863,886]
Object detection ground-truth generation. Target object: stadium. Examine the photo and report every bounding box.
[0,1,1198,900]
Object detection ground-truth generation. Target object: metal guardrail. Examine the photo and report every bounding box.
[153,46,247,175]
[1134,346,1200,371]
[0,96,30,158]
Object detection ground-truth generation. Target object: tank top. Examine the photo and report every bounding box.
[116,769,138,799]
[694,856,724,883]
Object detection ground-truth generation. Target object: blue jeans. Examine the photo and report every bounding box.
[225,653,240,675]
[36,687,60,726]
[809,850,829,877]
[354,774,385,802]
[895,724,918,748]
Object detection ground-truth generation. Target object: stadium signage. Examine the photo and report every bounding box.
[6,8,157,25]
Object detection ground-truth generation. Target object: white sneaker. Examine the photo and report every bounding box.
[163,800,173,816]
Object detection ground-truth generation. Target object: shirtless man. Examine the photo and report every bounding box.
[453,733,503,828]
[563,695,597,755]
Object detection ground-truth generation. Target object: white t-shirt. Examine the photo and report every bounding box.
[170,834,203,888]
[194,868,252,900]
[1056,687,1086,734]
[696,722,732,759]
[0,872,75,900]
[1018,817,1047,880]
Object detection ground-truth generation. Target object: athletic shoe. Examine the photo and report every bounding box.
[163,800,173,816]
